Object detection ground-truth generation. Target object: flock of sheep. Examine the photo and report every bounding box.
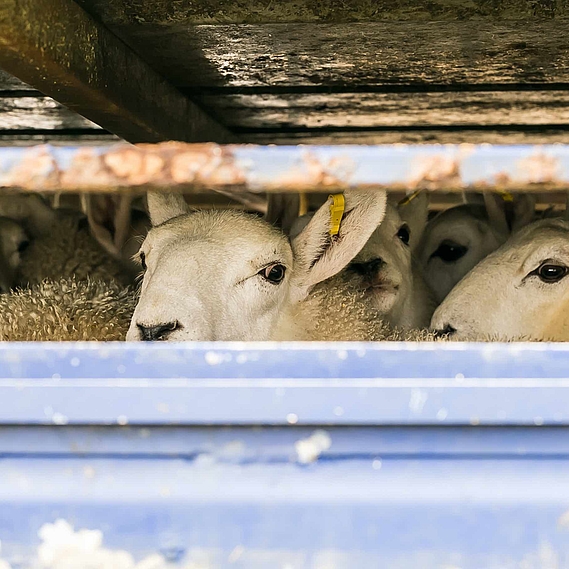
[0,188,566,342]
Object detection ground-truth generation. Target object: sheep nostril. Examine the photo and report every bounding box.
[368,258,384,275]
[434,324,457,339]
[137,321,180,341]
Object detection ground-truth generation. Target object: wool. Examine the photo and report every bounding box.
[0,278,136,341]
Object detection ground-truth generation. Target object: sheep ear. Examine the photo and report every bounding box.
[398,191,429,250]
[265,193,301,236]
[81,194,133,259]
[147,192,190,226]
[511,193,536,231]
[291,190,387,296]
[0,194,57,237]
[483,192,509,235]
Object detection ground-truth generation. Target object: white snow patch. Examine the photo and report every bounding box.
[286,413,298,424]
[52,413,69,425]
[204,351,224,366]
[295,430,332,464]
[33,519,189,569]
[558,509,569,528]
[408,389,428,413]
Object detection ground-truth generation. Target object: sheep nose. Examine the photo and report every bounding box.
[366,258,384,275]
[434,324,457,339]
[350,258,384,277]
[137,321,179,341]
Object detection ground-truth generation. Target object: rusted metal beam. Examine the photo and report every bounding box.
[0,0,234,143]
[0,143,568,193]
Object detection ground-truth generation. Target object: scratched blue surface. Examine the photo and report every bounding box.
[0,342,567,566]
[1,426,569,568]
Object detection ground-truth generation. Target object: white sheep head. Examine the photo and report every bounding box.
[127,189,387,341]
[342,192,435,330]
[431,217,569,341]
[416,192,535,303]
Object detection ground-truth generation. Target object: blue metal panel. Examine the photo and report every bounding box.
[1,426,569,568]
[0,342,568,566]
[0,342,568,425]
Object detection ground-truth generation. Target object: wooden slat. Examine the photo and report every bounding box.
[198,91,569,129]
[0,96,100,130]
[80,22,569,88]
[0,133,119,146]
[240,129,569,145]
[77,0,569,25]
[0,0,234,143]
[0,69,35,92]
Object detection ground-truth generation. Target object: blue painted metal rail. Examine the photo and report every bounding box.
[0,341,568,426]
[0,342,569,568]
[0,143,567,192]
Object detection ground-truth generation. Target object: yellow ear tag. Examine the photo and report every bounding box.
[398,190,422,207]
[329,193,345,236]
[500,191,514,202]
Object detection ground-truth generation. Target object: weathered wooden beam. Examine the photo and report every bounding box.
[75,22,569,89]
[241,129,569,145]
[0,143,568,193]
[77,0,567,25]
[0,0,234,143]
[198,91,569,129]
[0,96,101,130]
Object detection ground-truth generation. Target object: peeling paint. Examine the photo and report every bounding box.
[0,143,568,193]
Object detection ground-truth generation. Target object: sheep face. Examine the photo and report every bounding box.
[128,210,294,341]
[128,190,387,342]
[340,195,435,330]
[416,204,508,304]
[431,218,569,341]
[345,204,415,325]
[417,194,535,304]
[0,217,29,293]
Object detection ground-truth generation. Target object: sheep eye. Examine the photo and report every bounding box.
[139,252,147,271]
[260,263,286,284]
[397,224,410,246]
[431,240,468,263]
[17,240,30,253]
[536,262,568,283]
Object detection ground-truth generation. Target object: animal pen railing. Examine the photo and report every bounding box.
[0,142,569,568]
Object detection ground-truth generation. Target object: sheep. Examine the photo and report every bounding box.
[342,193,437,330]
[0,278,136,341]
[0,193,135,286]
[430,217,569,341]
[0,215,30,293]
[127,189,407,341]
[290,192,436,330]
[416,192,535,303]
[17,211,131,286]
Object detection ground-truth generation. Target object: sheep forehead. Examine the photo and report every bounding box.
[463,224,569,280]
[0,217,26,242]
[363,203,401,243]
[0,217,26,260]
[511,217,569,244]
[424,211,491,248]
[145,209,293,271]
[354,205,409,267]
